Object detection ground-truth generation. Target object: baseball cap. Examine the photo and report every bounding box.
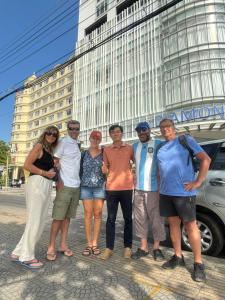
[135,121,150,131]
[90,130,102,140]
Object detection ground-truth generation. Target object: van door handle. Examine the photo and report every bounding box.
[209,178,225,186]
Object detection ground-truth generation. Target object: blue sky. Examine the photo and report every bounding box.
[0,0,78,143]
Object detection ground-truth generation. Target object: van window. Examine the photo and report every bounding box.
[211,145,225,170]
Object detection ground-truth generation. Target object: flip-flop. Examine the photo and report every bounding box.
[58,249,73,257]
[46,252,57,261]
[21,259,43,269]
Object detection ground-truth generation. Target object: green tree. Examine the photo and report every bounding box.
[0,140,10,165]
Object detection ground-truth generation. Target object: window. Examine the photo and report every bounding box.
[51,84,56,90]
[50,103,55,110]
[42,108,47,114]
[60,69,65,75]
[50,93,55,100]
[211,144,225,170]
[67,97,72,104]
[59,79,65,86]
[67,86,72,93]
[68,64,73,70]
[58,101,63,107]
[58,89,64,97]
[42,97,48,104]
[52,73,57,80]
[66,109,72,116]
[49,115,54,121]
[57,123,62,129]
[34,120,39,126]
[57,112,63,118]
[96,1,107,17]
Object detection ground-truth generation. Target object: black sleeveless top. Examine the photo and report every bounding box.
[30,148,54,176]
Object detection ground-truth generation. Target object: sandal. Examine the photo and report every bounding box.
[82,246,92,256]
[92,246,101,256]
[21,259,43,269]
[46,252,56,261]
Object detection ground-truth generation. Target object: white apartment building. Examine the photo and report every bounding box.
[74,0,225,146]
[11,64,74,180]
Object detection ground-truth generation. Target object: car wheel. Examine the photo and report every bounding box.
[181,212,224,256]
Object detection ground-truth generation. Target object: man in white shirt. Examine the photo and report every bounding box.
[47,120,81,260]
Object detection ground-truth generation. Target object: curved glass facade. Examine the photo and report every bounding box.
[74,0,225,145]
[162,0,225,108]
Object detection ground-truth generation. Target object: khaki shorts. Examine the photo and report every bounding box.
[52,186,80,220]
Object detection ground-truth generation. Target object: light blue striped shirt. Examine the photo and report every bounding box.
[133,139,161,192]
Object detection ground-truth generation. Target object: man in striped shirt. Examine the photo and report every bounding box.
[132,122,165,260]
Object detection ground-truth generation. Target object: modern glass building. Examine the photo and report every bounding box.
[74,0,225,146]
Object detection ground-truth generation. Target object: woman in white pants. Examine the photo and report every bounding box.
[11,126,59,269]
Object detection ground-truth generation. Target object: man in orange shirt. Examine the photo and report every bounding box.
[100,124,134,260]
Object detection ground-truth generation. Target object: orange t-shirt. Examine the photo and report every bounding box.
[103,143,134,191]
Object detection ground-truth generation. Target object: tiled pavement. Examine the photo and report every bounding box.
[0,190,225,300]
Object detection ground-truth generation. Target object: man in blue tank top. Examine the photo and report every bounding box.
[157,118,211,282]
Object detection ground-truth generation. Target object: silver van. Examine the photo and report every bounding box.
[182,139,225,256]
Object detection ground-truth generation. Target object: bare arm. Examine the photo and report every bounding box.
[101,149,109,175]
[184,151,211,191]
[24,144,56,179]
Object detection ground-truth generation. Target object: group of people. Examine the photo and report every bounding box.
[10,118,211,283]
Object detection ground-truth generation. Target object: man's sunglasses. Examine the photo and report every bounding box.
[45,131,58,138]
[68,127,80,131]
[136,127,148,133]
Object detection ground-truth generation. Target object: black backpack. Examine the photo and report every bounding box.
[156,134,198,173]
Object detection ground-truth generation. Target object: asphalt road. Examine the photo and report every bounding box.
[0,191,224,258]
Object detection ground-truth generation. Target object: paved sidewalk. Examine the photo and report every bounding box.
[0,193,225,300]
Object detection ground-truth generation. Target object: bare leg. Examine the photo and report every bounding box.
[168,216,182,257]
[83,200,94,247]
[153,240,160,250]
[184,220,202,263]
[48,219,63,253]
[140,238,148,252]
[92,199,104,247]
[60,218,71,250]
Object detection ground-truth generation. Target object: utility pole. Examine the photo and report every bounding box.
[5,152,9,187]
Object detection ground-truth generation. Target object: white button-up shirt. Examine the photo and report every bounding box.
[54,136,81,188]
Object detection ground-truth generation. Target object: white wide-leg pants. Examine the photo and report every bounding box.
[12,175,52,262]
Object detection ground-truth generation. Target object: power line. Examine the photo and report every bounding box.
[0,0,71,55]
[0,0,119,72]
[0,0,161,81]
[0,2,78,64]
[0,0,184,102]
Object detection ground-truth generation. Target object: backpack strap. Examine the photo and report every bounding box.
[156,141,167,154]
[178,135,196,170]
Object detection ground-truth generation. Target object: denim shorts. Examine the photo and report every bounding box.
[80,186,105,200]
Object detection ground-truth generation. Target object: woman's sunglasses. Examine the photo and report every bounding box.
[45,131,58,138]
